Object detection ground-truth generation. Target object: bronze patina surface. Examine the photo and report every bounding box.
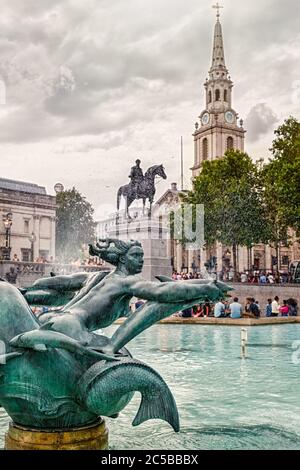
[0,238,232,449]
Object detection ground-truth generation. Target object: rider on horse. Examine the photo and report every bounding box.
[129,159,144,198]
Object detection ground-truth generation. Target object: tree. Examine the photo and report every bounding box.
[264,117,300,238]
[182,150,272,279]
[56,188,97,262]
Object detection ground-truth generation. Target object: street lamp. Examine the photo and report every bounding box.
[29,233,36,262]
[2,212,13,260]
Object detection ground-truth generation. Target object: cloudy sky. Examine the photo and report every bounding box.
[0,0,299,218]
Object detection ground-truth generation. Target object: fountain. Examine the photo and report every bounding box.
[0,238,231,450]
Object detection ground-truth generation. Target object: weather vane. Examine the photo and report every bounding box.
[212,2,223,19]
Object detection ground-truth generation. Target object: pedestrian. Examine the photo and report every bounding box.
[181,307,192,318]
[249,298,260,318]
[193,305,203,317]
[279,300,289,316]
[214,300,226,318]
[271,296,280,317]
[229,297,242,319]
[287,299,298,316]
[265,298,272,317]
[259,273,267,284]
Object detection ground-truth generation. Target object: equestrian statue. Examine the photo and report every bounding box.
[117,159,167,219]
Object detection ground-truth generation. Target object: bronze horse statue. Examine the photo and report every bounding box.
[117,164,167,218]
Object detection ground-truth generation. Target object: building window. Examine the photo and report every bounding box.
[24,219,30,234]
[21,249,31,262]
[202,138,208,161]
[282,255,289,266]
[208,91,212,103]
[227,136,234,150]
[224,90,228,101]
[215,89,220,101]
[159,215,163,239]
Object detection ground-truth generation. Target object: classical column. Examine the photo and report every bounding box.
[216,242,223,273]
[265,245,272,272]
[33,215,40,261]
[50,216,56,259]
[187,249,193,273]
[200,247,206,271]
[176,242,183,272]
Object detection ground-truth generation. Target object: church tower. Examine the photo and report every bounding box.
[191,4,246,177]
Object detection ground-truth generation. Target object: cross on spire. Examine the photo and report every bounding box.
[212,2,223,20]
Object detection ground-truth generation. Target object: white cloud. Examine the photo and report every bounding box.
[0,0,299,209]
[245,104,278,143]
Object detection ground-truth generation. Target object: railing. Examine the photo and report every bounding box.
[0,261,111,287]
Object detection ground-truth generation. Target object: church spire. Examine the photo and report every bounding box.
[192,4,246,178]
[209,3,228,80]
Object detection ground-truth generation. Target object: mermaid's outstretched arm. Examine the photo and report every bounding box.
[126,278,220,303]
[105,283,224,354]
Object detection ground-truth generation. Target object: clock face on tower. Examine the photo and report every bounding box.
[201,112,210,126]
[225,111,235,124]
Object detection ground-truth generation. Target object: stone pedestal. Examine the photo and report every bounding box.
[5,419,108,450]
[110,215,172,281]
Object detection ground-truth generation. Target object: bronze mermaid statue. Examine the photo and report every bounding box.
[0,238,232,432]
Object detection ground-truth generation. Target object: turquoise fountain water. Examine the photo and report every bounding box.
[1,324,300,450]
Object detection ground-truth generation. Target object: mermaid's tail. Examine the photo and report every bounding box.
[76,358,179,432]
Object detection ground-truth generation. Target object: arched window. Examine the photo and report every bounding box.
[224,89,228,102]
[227,136,234,150]
[215,89,220,101]
[202,138,208,161]
[208,91,212,103]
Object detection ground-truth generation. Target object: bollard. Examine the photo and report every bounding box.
[241,328,248,357]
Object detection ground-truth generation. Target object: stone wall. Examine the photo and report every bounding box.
[229,283,300,308]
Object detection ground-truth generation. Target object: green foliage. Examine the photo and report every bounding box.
[184,150,271,242]
[182,150,273,275]
[56,188,96,262]
[264,117,300,236]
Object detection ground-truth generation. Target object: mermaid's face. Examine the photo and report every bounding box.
[124,246,144,274]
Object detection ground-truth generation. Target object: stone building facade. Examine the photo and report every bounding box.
[0,178,56,262]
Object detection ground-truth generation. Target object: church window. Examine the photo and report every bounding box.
[202,138,208,160]
[224,90,228,101]
[215,89,220,101]
[227,136,234,150]
[208,91,212,103]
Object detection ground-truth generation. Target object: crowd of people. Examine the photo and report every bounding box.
[11,253,103,267]
[172,270,293,284]
[172,295,298,320]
